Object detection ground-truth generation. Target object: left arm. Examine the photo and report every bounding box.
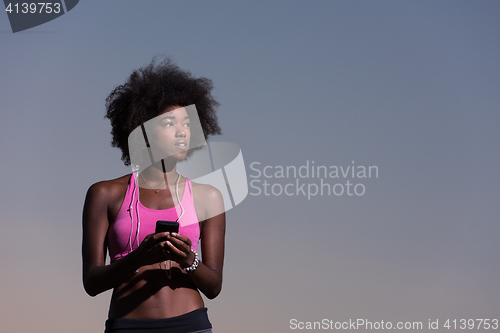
[167,186,225,299]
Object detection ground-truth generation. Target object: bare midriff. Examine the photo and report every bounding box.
[108,262,204,319]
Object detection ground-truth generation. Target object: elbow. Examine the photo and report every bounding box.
[85,288,99,297]
[205,284,222,300]
[83,277,100,297]
[84,283,98,297]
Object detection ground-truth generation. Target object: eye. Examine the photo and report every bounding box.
[184,122,191,128]
[162,122,173,127]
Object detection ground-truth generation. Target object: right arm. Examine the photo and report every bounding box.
[81,181,170,297]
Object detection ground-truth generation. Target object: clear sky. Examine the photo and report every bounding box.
[1,1,499,332]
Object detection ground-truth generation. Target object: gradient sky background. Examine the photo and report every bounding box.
[1,1,499,332]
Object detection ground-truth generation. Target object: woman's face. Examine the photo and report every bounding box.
[152,106,191,161]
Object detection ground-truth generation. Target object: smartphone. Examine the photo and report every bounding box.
[155,220,179,234]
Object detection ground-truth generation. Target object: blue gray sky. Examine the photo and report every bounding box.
[1,1,499,332]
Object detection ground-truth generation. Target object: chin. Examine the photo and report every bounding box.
[174,152,189,161]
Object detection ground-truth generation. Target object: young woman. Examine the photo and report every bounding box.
[82,58,225,333]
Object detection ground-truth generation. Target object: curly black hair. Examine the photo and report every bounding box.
[105,57,222,166]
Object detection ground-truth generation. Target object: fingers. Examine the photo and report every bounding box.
[154,232,170,242]
[142,232,169,246]
[138,232,191,264]
[167,234,191,253]
[162,234,192,263]
[144,232,189,248]
[136,233,171,263]
[169,232,192,247]
[142,241,172,263]
[160,246,175,261]
[164,242,186,259]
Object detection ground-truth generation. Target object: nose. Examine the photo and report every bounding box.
[175,124,186,138]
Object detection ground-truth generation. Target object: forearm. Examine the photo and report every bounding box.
[83,251,141,297]
[186,261,222,299]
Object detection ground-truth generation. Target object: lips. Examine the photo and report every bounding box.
[174,140,188,150]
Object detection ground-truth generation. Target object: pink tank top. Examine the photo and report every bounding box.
[108,173,200,263]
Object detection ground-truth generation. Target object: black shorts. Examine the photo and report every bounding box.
[104,308,212,333]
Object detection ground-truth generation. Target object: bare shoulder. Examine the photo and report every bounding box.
[190,180,225,221]
[190,181,223,203]
[85,174,131,210]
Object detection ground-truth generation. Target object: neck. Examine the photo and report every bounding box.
[139,159,179,188]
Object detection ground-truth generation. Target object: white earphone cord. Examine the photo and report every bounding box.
[129,171,185,278]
